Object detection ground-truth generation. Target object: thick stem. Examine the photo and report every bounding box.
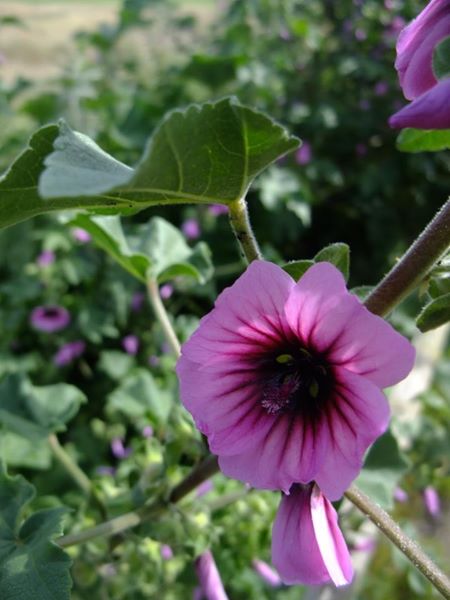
[147,278,181,357]
[364,199,450,317]
[228,198,262,263]
[170,455,219,503]
[345,485,450,599]
[48,434,92,497]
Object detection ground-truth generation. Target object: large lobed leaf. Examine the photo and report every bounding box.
[0,98,299,231]
[0,468,71,600]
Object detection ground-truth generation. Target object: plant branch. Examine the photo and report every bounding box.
[48,434,93,497]
[345,485,450,599]
[364,198,450,317]
[228,198,262,263]
[147,278,181,357]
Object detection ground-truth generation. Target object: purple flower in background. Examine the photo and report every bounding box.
[424,486,441,517]
[30,305,70,333]
[252,559,282,587]
[394,487,409,503]
[355,143,368,157]
[359,99,371,111]
[389,78,450,129]
[375,81,389,96]
[160,284,174,300]
[272,484,353,586]
[182,218,201,240]
[122,334,139,355]
[295,142,312,165]
[161,544,174,560]
[208,204,229,216]
[96,466,116,477]
[37,250,55,267]
[71,227,91,243]
[195,551,229,600]
[111,437,132,460]
[177,261,415,500]
[131,292,145,312]
[53,340,86,366]
[142,425,154,438]
[196,480,214,498]
[384,0,395,9]
[148,355,161,367]
[352,538,377,553]
[161,341,171,355]
[355,28,367,41]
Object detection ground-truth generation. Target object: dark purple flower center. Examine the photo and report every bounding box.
[261,347,332,418]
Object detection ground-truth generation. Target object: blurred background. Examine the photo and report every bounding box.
[0,1,449,599]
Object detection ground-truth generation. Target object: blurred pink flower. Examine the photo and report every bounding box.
[295,142,312,165]
[272,484,353,586]
[177,261,415,500]
[252,559,282,587]
[160,284,174,300]
[53,340,85,366]
[111,437,132,459]
[375,81,389,96]
[208,204,229,216]
[30,305,70,333]
[195,551,229,600]
[122,334,139,355]
[356,143,368,157]
[142,425,154,438]
[37,249,55,267]
[161,544,173,560]
[131,291,145,312]
[196,480,214,497]
[424,486,441,517]
[182,218,201,240]
[71,227,91,243]
[394,487,409,503]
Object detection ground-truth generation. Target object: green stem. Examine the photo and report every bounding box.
[48,434,92,497]
[364,198,450,317]
[345,485,450,599]
[147,278,181,357]
[228,198,262,263]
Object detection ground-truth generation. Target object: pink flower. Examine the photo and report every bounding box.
[160,284,174,300]
[272,484,353,586]
[208,204,229,216]
[195,551,229,600]
[37,249,55,267]
[111,437,132,459]
[252,559,282,587]
[53,340,85,366]
[423,485,441,517]
[176,261,415,500]
[394,486,409,503]
[30,305,70,333]
[131,292,145,312]
[160,544,173,560]
[295,142,312,165]
[182,218,201,240]
[71,227,91,243]
[395,0,450,101]
[389,78,450,129]
[122,334,139,355]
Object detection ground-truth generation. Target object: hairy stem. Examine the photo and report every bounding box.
[48,434,92,496]
[147,278,181,357]
[228,198,262,263]
[345,485,450,599]
[364,198,450,317]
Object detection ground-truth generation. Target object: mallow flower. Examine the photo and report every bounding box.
[389,78,450,129]
[272,484,353,586]
[177,261,415,501]
[30,305,70,333]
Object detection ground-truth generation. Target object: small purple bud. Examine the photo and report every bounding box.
[182,218,201,240]
[160,284,174,300]
[208,204,228,216]
[142,425,154,438]
[111,437,132,460]
[30,305,70,333]
[374,81,389,97]
[161,544,173,560]
[394,487,409,503]
[96,466,116,477]
[295,142,312,166]
[122,334,139,355]
[252,559,282,587]
[71,227,91,243]
[37,250,55,267]
[131,292,145,312]
[195,551,229,600]
[53,340,86,366]
[352,538,377,553]
[196,480,214,498]
[424,486,441,518]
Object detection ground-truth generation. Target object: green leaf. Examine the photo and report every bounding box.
[0,374,86,441]
[282,260,314,280]
[356,430,409,509]
[0,125,132,231]
[0,433,51,470]
[396,128,450,153]
[314,242,350,281]
[107,369,172,424]
[432,36,450,80]
[40,97,299,206]
[0,468,71,600]
[416,293,450,332]
[72,214,213,283]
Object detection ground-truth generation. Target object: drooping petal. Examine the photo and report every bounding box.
[195,550,229,600]
[389,78,450,130]
[272,484,353,586]
[314,368,390,500]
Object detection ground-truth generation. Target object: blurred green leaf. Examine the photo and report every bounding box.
[396,128,450,152]
[0,433,51,470]
[72,214,213,283]
[314,242,350,281]
[282,260,314,280]
[40,97,299,207]
[432,36,450,80]
[0,468,71,600]
[416,293,450,332]
[0,374,86,441]
[356,430,409,509]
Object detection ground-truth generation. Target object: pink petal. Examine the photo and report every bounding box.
[219,414,328,493]
[389,78,450,129]
[195,551,229,600]
[284,262,351,346]
[314,368,390,500]
[272,484,353,586]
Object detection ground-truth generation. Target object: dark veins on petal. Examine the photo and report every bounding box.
[260,345,333,420]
